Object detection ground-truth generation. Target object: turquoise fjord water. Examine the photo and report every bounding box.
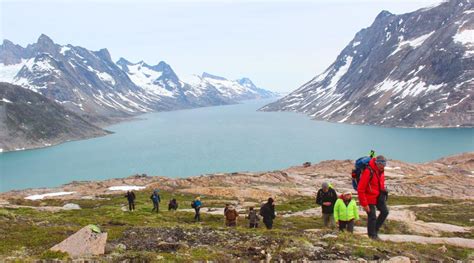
[0,98,473,192]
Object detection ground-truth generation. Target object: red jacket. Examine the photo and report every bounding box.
[357,158,385,207]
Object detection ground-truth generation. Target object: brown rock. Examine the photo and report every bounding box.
[50,225,107,258]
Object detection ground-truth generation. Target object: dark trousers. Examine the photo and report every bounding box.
[263,218,273,229]
[366,198,389,238]
[249,223,258,228]
[226,220,237,227]
[338,220,355,233]
[128,201,135,211]
[194,208,201,221]
[152,202,159,212]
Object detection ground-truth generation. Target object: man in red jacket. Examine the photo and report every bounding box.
[357,155,389,240]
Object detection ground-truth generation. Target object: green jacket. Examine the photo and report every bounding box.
[333,198,359,222]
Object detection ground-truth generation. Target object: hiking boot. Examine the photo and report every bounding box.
[370,235,381,241]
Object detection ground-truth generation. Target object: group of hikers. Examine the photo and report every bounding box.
[316,152,389,240]
[124,190,178,212]
[124,151,389,240]
[221,198,276,229]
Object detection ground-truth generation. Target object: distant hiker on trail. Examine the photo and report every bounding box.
[260,198,276,230]
[357,155,389,240]
[333,191,359,233]
[168,198,178,211]
[192,197,202,222]
[125,191,136,211]
[150,189,161,213]
[316,182,337,228]
[224,205,239,227]
[247,207,260,228]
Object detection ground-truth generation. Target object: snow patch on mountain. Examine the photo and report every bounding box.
[390,31,434,57]
[1,98,12,103]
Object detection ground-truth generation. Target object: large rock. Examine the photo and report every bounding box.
[50,225,107,258]
[62,203,81,210]
[384,256,412,263]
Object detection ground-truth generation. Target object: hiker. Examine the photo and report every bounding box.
[260,198,276,229]
[224,205,239,227]
[150,189,161,213]
[168,198,178,211]
[125,191,136,211]
[191,197,202,222]
[247,207,260,228]
[358,155,389,240]
[316,182,338,228]
[333,191,359,233]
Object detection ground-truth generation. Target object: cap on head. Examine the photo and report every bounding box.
[375,155,387,166]
[322,182,329,189]
[343,191,352,195]
[268,197,274,204]
[196,196,201,200]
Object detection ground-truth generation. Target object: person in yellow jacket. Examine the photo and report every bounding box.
[333,191,359,233]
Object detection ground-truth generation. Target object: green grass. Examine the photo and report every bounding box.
[410,201,474,227]
[1,190,473,261]
[275,196,315,213]
[387,195,464,206]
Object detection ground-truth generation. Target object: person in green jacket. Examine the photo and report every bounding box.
[333,191,359,233]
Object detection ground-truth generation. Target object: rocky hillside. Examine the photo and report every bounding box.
[0,82,109,152]
[261,0,473,128]
[0,153,473,261]
[2,152,473,202]
[0,35,277,125]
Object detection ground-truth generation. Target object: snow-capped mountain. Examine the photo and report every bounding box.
[261,0,473,128]
[0,35,277,126]
[0,34,159,124]
[185,72,278,102]
[117,58,278,108]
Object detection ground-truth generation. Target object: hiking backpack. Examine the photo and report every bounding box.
[191,201,196,208]
[351,156,373,190]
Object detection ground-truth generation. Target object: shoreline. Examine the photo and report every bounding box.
[259,109,474,129]
[1,152,473,200]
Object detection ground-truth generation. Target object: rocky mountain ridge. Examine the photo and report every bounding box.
[0,35,277,151]
[0,34,277,124]
[0,82,109,152]
[261,0,473,128]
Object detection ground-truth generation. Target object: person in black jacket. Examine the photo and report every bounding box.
[260,198,276,229]
[316,182,337,228]
[168,198,178,211]
[125,191,136,211]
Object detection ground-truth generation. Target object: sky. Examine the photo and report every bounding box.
[0,0,444,92]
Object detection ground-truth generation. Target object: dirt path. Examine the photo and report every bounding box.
[284,203,472,236]
[378,234,474,249]
[351,227,474,249]
[388,204,471,236]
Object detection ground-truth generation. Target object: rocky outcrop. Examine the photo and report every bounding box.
[261,0,473,128]
[50,225,107,258]
[1,152,472,201]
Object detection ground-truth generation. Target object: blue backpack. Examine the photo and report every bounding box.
[351,156,373,190]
